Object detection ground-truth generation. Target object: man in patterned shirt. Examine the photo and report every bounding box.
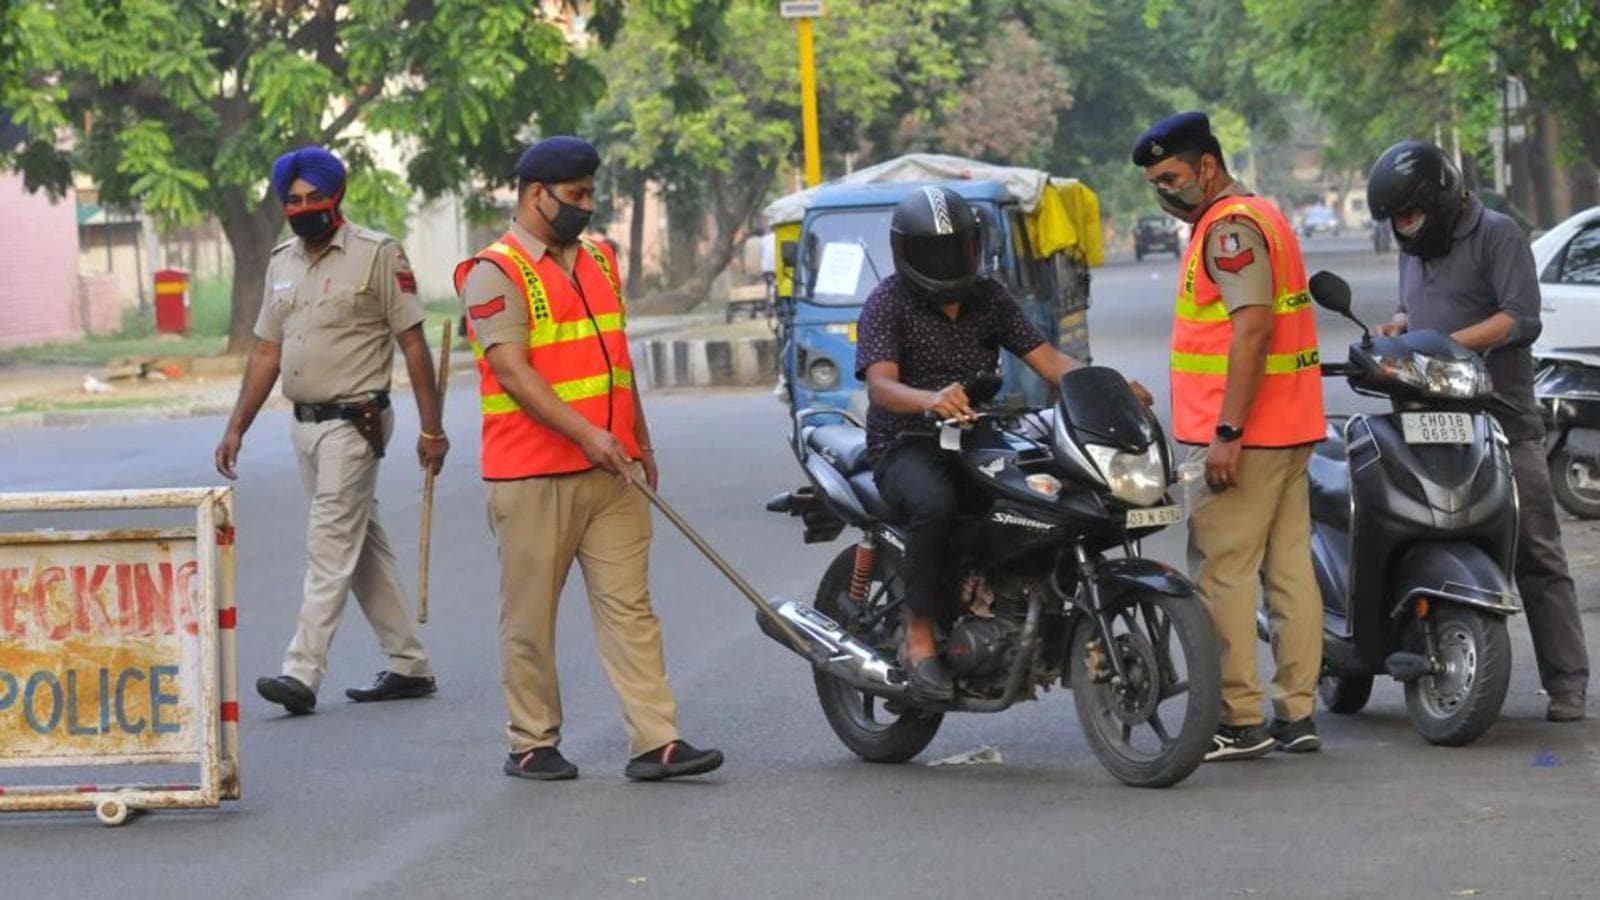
[855,185,1151,702]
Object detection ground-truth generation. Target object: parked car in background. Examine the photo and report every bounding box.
[1134,214,1182,260]
[1300,205,1341,239]
[1532,206,1600,353]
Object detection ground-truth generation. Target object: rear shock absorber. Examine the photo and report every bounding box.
[849,535,877,605]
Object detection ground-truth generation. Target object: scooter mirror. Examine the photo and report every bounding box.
[1309,271,1353,315]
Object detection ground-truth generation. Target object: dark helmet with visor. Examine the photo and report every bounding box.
[1366,140,1466,259]
[890,185,980,304]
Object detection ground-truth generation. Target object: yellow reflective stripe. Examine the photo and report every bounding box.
[490,242,554,328]
[1170,348,1321,375]
[1174,289,1313,322]
[482,367,635,415]
[529,312,625,348]
[581,240,621,295]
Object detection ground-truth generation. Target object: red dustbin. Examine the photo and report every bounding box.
[154,268,190,335]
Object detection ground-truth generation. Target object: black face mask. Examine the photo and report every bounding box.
[1154,179,1206,223]
[286,199,342,242]
[538,193,592,245]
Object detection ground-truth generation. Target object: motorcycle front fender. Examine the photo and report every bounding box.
[1091,557,1203,608]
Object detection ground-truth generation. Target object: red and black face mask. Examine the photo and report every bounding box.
[286,189,344,242]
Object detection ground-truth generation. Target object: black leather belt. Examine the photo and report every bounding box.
[292,391,390,423]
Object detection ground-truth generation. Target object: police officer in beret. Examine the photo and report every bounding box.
[456,135,723,782]
[1133,112,1326,760]
[217,145,445,715]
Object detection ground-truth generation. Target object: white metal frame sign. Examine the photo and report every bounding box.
[0,488,239,825]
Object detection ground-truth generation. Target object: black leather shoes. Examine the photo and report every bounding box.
[900,651,955,703]
[1548,691,1587,722]
[257,675,316,715]
[505,747,579,781]
[345,671,438,703]
[624,740,725,781]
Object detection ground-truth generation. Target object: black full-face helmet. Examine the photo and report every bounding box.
[890,185,980,304]
[1366,140,1467,259]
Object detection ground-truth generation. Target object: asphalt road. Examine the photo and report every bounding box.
[3,235,1599,899]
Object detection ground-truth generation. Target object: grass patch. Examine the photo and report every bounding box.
[8,395,189,414]
[0,276,234,366]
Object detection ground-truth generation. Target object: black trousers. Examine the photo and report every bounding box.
[1509,439,1591,696]
[874,439,971,619]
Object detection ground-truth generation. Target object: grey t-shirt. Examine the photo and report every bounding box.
[1398,195,1544,441]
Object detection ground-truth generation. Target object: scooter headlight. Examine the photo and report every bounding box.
[1416,354,1492,399]
[1084,443,1167,508]
[807,357,840,390]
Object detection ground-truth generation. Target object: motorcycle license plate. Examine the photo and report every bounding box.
[1401,412,1473,444]
[1126,505,1183,529]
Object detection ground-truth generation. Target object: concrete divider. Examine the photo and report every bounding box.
[630,336,778,390]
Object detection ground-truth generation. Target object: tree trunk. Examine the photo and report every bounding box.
[633,164,775,315]
[217,187,284,354]
[627,179,647,299]
[664,197,701,289]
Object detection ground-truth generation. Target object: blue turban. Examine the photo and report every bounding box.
[515,136,600,184]
[271,146,347,202]
[1131,111,1220,167]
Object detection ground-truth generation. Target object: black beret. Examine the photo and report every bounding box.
[515,135,601,184]
[1131,111,1219,167]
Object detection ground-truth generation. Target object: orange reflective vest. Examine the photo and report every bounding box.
[1170,194,1324,447]
[455,233,640,479]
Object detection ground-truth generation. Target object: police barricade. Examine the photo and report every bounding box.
[0,488,239,826]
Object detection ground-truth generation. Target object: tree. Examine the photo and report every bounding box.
[0,0,607,352]
[591,0,972,312]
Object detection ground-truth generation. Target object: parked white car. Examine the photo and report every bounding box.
[1532,205,1600,352]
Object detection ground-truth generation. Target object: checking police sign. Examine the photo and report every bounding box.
[0,488,240,826]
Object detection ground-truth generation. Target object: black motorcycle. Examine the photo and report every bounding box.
[1297,272,1520,746]
[1534,348,1600,519]
[763,368,1220,787]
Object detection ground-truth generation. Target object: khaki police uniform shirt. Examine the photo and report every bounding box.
[1200,182,1275,313]
[253,223,425,404]
[461,218,582,352]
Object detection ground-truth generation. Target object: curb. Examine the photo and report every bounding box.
[630,337,778,390]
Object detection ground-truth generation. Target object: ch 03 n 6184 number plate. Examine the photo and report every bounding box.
[1401,412,1473,445]
[1126,505,1183,529]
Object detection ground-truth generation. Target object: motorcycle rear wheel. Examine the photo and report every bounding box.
[812,546,942,763]
[1404,606,1511,746]
[1070,592,1220,788]
[1549,446,1600,519]
[1318,674,1374,714]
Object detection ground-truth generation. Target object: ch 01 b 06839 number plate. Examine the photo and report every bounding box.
[1126,505,1183,529]
[1401,412,1473,444]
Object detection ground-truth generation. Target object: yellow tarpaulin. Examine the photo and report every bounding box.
[1026,180,1103,267]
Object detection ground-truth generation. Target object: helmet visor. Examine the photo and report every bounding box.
[905,232,978,282]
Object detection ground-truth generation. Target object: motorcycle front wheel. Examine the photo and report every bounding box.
[1404,605,1511,746]
[811,545,942,763]
[1069,592,1220,788]
[1549,445,1600,519]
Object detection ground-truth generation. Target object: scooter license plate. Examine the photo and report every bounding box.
[1126,505,1183,529]
[1401,412,1473,444]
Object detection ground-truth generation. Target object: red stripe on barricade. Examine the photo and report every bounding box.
[76,785,98,793]
[218,608,237,629]
[216,525,236,546]
[221,702,240,723]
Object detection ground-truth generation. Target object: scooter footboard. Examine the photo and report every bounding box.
[1389,542,1520,620]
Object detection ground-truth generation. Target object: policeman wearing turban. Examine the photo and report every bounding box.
[216,145,447,715]
[456,135,723,782]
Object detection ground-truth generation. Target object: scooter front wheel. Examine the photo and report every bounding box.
[1404,606,1511,746]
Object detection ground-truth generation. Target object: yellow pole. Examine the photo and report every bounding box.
[796,16,822,187]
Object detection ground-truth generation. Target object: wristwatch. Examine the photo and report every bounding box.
[1215,422,1244,443]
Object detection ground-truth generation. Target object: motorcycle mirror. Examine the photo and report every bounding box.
[1309,271,1353,315]
[1309,270,1370,343]
[966,372,1005,406]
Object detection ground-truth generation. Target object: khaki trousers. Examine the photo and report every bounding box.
[284,410,432,691]
[487,466,678,756]
[1187,445,1321,725]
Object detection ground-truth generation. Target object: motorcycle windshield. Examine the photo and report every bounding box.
[1057,366,1156,452]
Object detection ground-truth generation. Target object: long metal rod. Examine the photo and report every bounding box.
[629,472,814,655]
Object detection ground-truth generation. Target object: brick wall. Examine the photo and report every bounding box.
[0,174,81,349]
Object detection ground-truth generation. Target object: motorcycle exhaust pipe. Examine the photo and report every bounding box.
[757,596,909,697]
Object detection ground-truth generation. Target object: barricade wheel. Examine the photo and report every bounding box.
[95,796,130,827]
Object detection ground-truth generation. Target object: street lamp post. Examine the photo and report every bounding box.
[781,1,824,187]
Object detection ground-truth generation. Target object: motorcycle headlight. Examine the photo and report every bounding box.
[1084,443,1168,508]
[807,357,840,390]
